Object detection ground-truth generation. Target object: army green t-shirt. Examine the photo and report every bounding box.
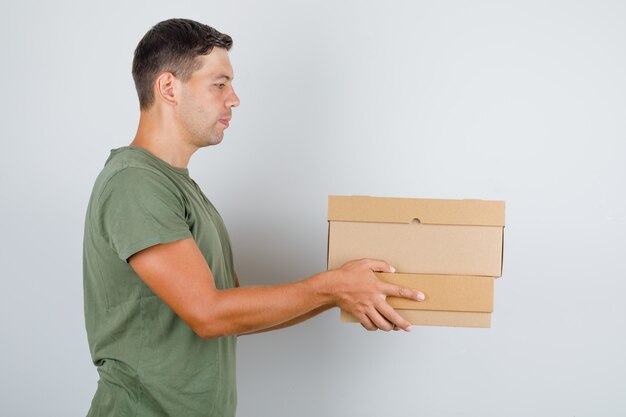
[83,146,237,417]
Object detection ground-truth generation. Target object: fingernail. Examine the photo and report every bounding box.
[416,292,425,301]
[405,325,412,332]
[389,266,396,273]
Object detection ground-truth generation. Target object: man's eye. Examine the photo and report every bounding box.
[216,83,225,89]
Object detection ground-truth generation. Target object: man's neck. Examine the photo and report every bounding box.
[130,112,197,169]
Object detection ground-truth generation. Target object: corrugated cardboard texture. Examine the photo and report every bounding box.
[376,272,494,312]
[328,221,503,276]
[328,195,505,226]
[340,309,491,328]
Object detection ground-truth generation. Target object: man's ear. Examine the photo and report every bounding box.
[155,72,178,106]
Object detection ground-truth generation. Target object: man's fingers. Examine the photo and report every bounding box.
[359,314,377,331]
[383,283,425,301]
[363,259,396,273]
[376,302,412,332]
[339,258,422,333]
[366,309,395,332]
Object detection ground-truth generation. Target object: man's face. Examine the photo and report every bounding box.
[176,47,240,148]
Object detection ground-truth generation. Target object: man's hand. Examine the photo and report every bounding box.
[328,259,425,332]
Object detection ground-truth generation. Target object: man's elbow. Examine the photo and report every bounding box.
[188,309,236,339]
[192,322,232,339]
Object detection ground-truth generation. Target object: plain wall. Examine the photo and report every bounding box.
[1,1,625,416]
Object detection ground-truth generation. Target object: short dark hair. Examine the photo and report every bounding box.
[132,18,233,110]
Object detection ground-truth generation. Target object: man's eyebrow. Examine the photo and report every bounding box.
[212,74,233,81]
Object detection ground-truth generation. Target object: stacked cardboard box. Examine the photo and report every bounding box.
[327,195,505,328]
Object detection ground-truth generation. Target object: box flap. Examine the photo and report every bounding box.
[328,195,505,226]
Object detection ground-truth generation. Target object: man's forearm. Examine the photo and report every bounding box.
[196,272,336,338]
[239,304,335,336]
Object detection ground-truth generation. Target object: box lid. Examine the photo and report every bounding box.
[328,195,505,226]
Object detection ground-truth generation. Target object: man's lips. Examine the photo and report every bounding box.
[219,118,231,127]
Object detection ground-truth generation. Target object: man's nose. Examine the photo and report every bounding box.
[227,88,240,108]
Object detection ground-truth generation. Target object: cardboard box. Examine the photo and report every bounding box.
[327,195,505,328]
[379,273,493,312]
[327,196,505,276]
[339,272,494,328]
[340,309,492,328]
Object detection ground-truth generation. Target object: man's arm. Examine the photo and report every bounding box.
[234,272,333,335]
[129,237,424,338]
[239,304,335,335]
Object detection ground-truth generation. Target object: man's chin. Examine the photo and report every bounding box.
[197,134,224,148]
[210,134,224,146]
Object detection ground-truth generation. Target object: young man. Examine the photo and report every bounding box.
[83,18,425,417]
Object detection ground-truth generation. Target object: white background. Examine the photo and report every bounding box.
[1,1,625,416]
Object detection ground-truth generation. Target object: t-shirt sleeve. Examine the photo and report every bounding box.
[98,167,192,261]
